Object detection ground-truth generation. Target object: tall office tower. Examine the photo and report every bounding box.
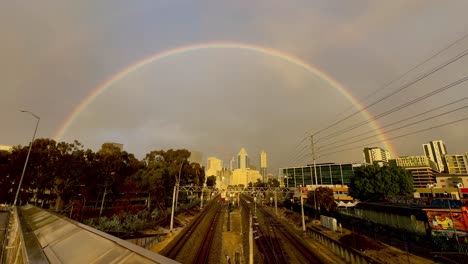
[260,150,267,181]
[189,151,203,165]
[363,147,391,166]
[206,157,223,176]
[423,140,447,172]
[229,157,235,171]
[237,147,249,169]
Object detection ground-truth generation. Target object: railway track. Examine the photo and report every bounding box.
[241,194,321,263]
[193,201,223,264]
[161,196,224,263]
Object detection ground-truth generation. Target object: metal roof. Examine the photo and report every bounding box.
[20,205,179,264]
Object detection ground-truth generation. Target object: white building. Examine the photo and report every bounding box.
[423,140,447,172]
[206,157,223,177]
[444,154,468,174]
[231,168,262,186]
[363,147,390,166]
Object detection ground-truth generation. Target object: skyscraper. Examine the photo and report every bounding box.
[237,147,249,169]
[363,147,390,166]
[229,157,235,171]
[423,140,447,172]
[260,150,267,181]
[206,157,223,177]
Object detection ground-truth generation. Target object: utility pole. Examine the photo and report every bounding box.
[310,134,318,218]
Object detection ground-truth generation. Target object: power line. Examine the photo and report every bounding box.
[289,32,468,165]
[286,143,309,165]
[317,104,468,153]
[318,96,468,149]
[317,116,468,157]
[316,75,468,143]
[314,46,468,136]
[326,32,468,121]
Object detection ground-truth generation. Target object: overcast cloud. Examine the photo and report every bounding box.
[2,1,468,173]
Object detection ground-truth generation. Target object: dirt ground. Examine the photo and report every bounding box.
[273,207,435,264]
[149,211,196,253]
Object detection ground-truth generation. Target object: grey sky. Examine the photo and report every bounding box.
[2,1,468,173]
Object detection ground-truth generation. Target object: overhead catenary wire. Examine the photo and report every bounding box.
[316,75,468,143]
[316,116,468,158]
[318,95,468,149]
[313,45,468,137]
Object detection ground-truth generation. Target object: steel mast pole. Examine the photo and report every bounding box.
[14,111,40,206]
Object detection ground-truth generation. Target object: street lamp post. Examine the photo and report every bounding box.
[14,110,40,206]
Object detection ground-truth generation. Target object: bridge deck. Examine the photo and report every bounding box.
[18,205,179,264]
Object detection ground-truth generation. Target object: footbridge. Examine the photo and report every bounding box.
[0,205,178,264]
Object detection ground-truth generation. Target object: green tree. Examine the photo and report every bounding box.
[206,176,216,187]
[307,187,336,212]
[136,149,204,212]
[253,179,266,188]
[0,150,12,203]
[350,164,413,201]
[267,178,280,187]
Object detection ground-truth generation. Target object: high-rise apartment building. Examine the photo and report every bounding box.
[363,147,390,166]
[423,140,447,172]
[260,150,267,181]
[237,148,249,169]
[389,156,438,188]
[444,154,468,174]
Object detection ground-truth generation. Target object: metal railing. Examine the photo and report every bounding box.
[1,206,28,264]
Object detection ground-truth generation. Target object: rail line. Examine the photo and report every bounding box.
[193,202,223,264]
[241,194,321,263]
[161,196,222,263]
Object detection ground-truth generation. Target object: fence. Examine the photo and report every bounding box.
[126,235,162,249]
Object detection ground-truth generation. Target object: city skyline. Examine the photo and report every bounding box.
[2,1,468,174]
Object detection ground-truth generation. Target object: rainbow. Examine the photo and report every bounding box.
[53,41,396,156]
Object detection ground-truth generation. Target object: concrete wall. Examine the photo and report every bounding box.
[307,226,378,264]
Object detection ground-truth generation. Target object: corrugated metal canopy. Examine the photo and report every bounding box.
[20,205,179,264]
